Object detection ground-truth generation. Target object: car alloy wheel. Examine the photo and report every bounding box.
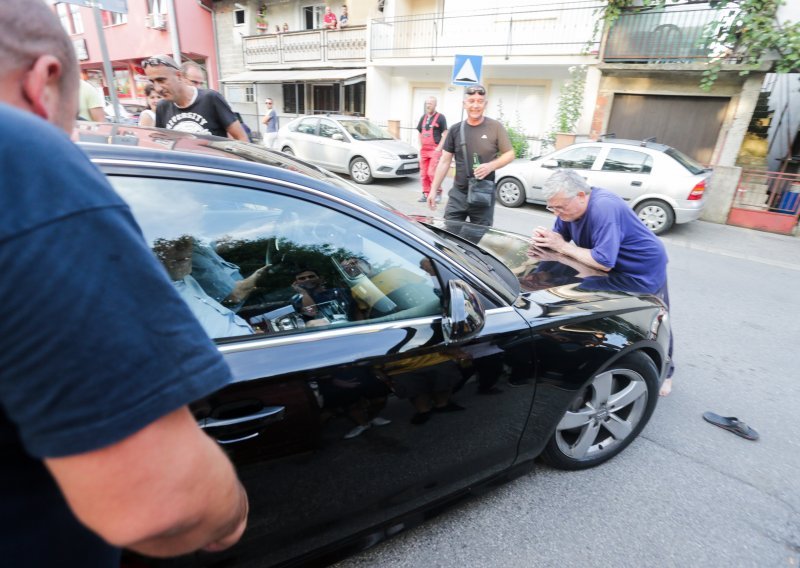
[496,178,525,208]
[635,199,675,235]
[541,352,659,470]
[281,147,294,156]
[349,157,373,184]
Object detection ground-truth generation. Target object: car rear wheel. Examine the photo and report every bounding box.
[496,178,526,208]
[281,146,294,156]
[635,200,675,235]
[540,352,659,470]
[349,157,373,184]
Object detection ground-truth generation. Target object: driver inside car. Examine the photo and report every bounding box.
[291,267,362,327]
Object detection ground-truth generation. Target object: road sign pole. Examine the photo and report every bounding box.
[92,6,121,121]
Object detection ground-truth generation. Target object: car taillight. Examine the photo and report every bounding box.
[688,179,706,200]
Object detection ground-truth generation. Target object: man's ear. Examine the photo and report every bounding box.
[21,55,64,123]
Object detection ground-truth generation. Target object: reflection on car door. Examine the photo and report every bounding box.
[590,147,654,201]
[108,170,537,567]
[292,117,319,162]
[315,118,351,173]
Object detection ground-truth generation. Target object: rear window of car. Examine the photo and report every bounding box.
[664,147,706,175]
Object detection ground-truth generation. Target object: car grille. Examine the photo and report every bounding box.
[397,165,420,174]
[399,154,418,160]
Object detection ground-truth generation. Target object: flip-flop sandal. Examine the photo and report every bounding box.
[702,411,759,441]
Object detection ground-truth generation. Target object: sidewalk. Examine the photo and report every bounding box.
[364,175,800,272]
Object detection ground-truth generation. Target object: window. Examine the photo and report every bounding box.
[601,149,653,174]
[302,4,326,29]
[318,119,342,139]
[552,146,600,170]
[283,83,306,114]
[56,2,84,34]
[108,176,442,340]
[101,10,127,26]
[343,82,365,116]
[312,85,339,114]
[245,86,255,103]
[294,118,318,134]
[234,7,245,26]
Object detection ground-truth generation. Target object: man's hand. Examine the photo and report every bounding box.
[531,226,567,253]
[427,191,438,211]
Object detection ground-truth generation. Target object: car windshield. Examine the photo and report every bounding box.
[664,147,707,174]
[338,120,394,141]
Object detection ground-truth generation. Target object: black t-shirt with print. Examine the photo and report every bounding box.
[156,89,237,137]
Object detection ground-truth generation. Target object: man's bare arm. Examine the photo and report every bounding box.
[226,120,249,142]
[427,151,454,210]
[46,406,248,558]
[89,106,105,122]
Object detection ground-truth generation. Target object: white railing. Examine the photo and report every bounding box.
[244,25,366,67]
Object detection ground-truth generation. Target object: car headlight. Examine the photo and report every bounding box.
[377,150,395,160]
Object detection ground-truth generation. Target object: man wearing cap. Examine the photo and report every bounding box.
[428,85,515,226]
[261,98,279,149]
[143,54,248,141]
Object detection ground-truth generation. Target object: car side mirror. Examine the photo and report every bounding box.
[541,159,559,169]
[443,279,485,344]
[332,133,344,141]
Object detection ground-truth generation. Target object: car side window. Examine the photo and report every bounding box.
[553,147,600,170]
[108,176,443,341]
[601,149,654,174]
[318,119,342,139]
[296,118,317,135]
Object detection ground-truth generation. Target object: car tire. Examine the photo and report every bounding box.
[496,177,526,208]
[634,199,675,235]
[281,146,294,156]
[540,351,659,470]
[349,157,373,184]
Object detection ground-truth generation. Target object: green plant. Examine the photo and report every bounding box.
[545,65,587,145]
[495,100,530,158]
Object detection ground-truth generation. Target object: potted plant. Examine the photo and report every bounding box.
[255,4,267,33]
[546,65,587,149]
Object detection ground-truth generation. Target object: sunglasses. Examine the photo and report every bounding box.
[465,86,486,96]
[141,56,179,70]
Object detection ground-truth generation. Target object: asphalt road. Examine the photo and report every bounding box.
[332,175,800,567]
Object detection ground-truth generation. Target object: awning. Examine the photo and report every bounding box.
[221,68,366,84]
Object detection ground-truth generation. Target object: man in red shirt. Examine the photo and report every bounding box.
[415,96,448,202]
[323,5,338,29]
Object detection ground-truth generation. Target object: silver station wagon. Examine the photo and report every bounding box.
[495,139,712,234]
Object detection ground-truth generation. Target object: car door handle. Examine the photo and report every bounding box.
[200,406,285,445]
[631,181,642,186]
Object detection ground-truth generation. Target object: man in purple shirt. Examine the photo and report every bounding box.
[530,169,674,396]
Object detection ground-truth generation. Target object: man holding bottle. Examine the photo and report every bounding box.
[427,85,515,226]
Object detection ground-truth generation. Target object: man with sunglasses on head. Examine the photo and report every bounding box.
[143,54,248,141]
[427,84,515,227]
[0,2,248,565]
[530,169,674,396]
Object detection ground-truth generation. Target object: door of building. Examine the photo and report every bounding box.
[606,94,729,164]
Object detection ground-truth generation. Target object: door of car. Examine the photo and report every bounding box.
[589,147,654,202]
[290,116,320,163]
[314,118,351,173]
[104,167,537,567]
[531,145,602,200]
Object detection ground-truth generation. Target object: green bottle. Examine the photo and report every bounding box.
[472,152,480,170]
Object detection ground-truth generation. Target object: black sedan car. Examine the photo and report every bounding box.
[75,123,671,568]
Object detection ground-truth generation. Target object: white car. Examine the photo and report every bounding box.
[276,115,419,184]
[495,139,712,234]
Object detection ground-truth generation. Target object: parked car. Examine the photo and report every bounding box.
[495,139,711,234]
[75,124,670,568]
[276,114,419,184]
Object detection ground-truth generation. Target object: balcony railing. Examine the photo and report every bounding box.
[370,1,603,60]
[243,25,366,67]
[603,2,742,63]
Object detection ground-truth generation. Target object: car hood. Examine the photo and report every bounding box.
[362,139,418,156]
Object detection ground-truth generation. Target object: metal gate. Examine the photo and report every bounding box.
[727,170,800,235]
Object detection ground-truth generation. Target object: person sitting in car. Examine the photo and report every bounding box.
[154,236,254,339]
[291,267,359,326]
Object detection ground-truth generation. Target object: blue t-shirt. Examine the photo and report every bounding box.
[0,104,233,566]
[554,188,668,294]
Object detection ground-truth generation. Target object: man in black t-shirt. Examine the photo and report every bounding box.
[143,54,248,141]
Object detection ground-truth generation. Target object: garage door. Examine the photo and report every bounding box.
[606,94,729,164]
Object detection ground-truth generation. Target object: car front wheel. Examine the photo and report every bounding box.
[635,199,675,235]
[540,351,659,470]
[496,178,526,208]
[349,157,373,184]
[281,146,294,156]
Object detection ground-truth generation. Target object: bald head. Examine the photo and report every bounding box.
[424,97,437,114]
[0,0,79,132]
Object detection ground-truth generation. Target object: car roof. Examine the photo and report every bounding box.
[74,123,386,207]
[585,138,672,152]
[294,114,368,122]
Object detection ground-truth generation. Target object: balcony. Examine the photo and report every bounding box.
[603,2,741,63]
[369,2,603,61]
[243,25,366,68]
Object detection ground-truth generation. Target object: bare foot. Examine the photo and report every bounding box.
[659,378,673,397]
